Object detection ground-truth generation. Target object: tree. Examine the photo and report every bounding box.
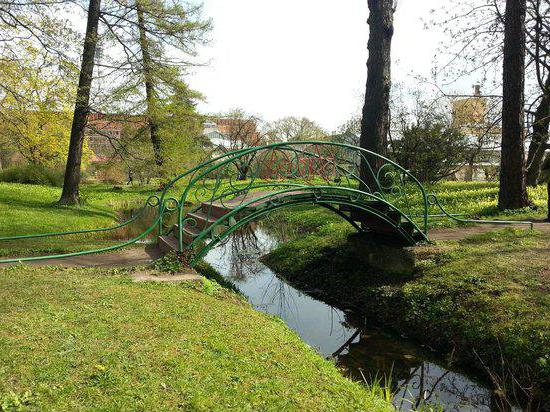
[59,0,102,205]
[392,119,469,184]
[135,0,163,170]
[431,0,550,186]
[389,89,470,184]
[525,0,550,185]
[499,0,530,210]
[0,1,78,70]
[0,0,80,170]
[360,0,395,188]
[526,75,550,185]
[98,0,211,176]
[326,117,360,146]
[268,117,326,142]
[540,153,550,220]
[93,94,207,184]
[450,89,502,182]
[0,47,84,169]
[211,110,268,180]
[155,93,209,179]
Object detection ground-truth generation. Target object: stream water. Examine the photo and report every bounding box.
[203,225,519,412]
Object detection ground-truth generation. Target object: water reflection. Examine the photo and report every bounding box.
[204,225,517,411]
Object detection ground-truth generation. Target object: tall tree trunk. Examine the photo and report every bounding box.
[59,0,101,205]
[498,0,529,210]
[359,0,394,192]
[526,75,550,186]
[136,1,163,172]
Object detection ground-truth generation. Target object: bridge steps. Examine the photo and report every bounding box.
[158,235,179,254]
[185,211,221,231]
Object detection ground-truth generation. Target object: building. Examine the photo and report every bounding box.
[202,118,261,150]
[86,113,147,162]
[451,86,501,181]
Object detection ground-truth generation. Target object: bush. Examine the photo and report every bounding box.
[391,119,470,184]
[0,164,64,187]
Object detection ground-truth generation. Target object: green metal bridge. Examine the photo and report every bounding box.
[0,142,533,266]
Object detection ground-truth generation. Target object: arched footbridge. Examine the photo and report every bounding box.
[0,142,534,266]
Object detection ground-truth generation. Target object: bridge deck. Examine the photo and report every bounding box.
[158,189,425,254]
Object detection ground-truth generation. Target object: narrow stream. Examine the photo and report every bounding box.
[203,225,516,411]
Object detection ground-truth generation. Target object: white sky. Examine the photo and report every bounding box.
[188,0,469,131]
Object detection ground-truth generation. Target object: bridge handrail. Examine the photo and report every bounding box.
[184,185,428,265]
[0,140,535,264]
[175,141,430,251]
[0,147,255,263]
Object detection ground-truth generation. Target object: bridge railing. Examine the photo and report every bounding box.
[174,141,430,253]
[0,140,534,264]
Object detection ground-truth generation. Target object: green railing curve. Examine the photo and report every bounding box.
[0,141,534,265]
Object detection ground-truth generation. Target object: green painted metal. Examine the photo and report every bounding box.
[185,187,427,266]
[0,141,534,265]
[427,194,534,230]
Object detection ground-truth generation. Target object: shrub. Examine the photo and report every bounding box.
[0,164,64,187]
[391,119,470,184]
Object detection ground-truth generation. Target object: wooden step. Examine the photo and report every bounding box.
[173,224,202,245]
[200,202,231,219]
[184,211,221,231]
[158,235,179,253]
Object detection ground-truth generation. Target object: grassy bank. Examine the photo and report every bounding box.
[0,183,160,257]
[262,204,550,408]
[0,265,391,411]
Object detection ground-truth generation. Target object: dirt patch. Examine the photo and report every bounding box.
[0,244,163,268]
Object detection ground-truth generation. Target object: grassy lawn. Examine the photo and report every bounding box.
[0,183,160,257]
[262,205,550,406]
[0,180,548,408]
[0,183,157,236]
[0,180,546,254]
[423,181,548,226]
[0,265,391,411]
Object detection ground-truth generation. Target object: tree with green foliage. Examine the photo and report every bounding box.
[98,0,211,177]
[93,92,207,184]
[0,45,91,170]
[0,1,81,171]
[268,117,326,142]
[391,118,469,184]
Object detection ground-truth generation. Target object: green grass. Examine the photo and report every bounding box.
[0,265,391,411]
[3,180,543,234]
[0,183,162,258]
[262,203,550,407]
[424,181,548,225]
